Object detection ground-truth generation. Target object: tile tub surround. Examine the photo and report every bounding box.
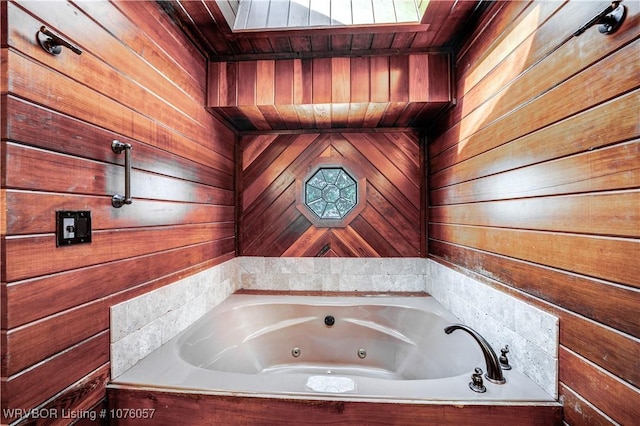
[237,257,427,292]
[425,260,559,399]
[110,257,558,399]
[110,260,239,378]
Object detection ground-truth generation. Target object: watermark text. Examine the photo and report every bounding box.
[3,407,156,421]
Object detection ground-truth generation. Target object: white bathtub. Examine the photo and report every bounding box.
[112,294,553,402]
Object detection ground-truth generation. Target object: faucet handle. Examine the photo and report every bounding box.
[499,345,512,370]
[469,367,487,393]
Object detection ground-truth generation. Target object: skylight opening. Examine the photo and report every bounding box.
[231,0,422,32]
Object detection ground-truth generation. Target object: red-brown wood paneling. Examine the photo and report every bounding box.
[2,1,637,426]
[207,54,451,131]
[427,2,640,425]
[107,386,562,426]
[1,0,235,423]
[166,0,481,59]
[239,131,423,257]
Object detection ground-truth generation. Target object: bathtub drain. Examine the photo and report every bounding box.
[291,347,301,357]
[358,348,367,359]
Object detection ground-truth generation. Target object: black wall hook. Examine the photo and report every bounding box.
[37,26,82,55]
[574,1,626,37]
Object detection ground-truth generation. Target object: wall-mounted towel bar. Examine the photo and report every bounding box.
[111,140,132,208]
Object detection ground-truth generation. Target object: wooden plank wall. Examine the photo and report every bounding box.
[239,131,423,257]
[108,387,563,426]
[207,54,451,130]
[0,1,235,423]
[427,1,639,425]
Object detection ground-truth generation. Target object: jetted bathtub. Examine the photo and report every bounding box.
[112,294,553,402]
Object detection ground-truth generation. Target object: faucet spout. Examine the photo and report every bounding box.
[444,324,506,384]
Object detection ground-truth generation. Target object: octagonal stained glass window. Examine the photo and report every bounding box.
[305,167,358,219]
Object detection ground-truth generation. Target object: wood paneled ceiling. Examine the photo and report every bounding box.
[162,0,483,59]
[159,0,485,131]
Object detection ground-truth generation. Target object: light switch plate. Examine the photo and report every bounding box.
[56,211,92,246]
